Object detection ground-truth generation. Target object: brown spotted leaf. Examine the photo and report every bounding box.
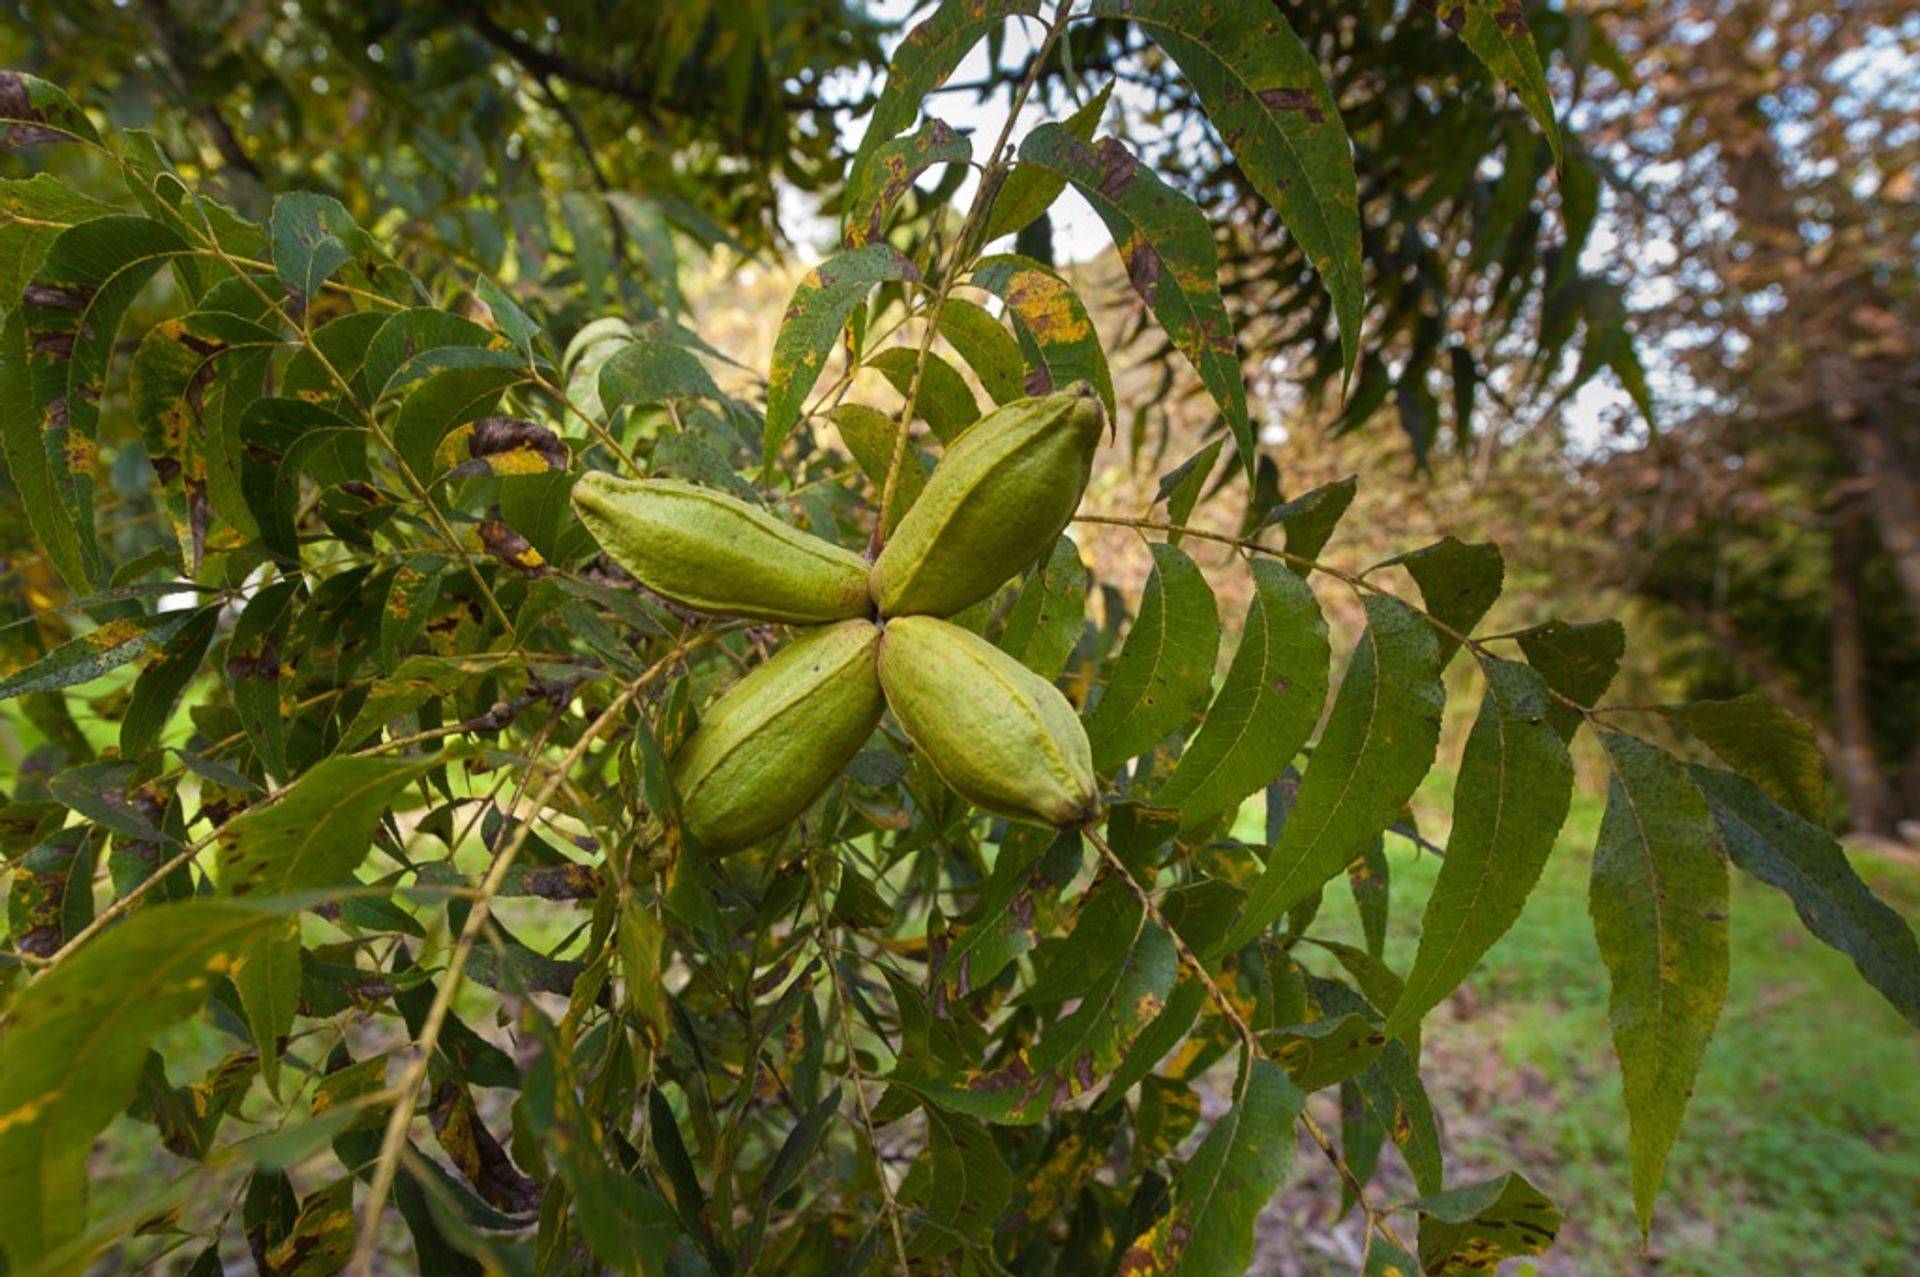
[477,515,548,576]
[0,215,190,588]
[1015,126,1252,471]
[447,417,570,478]
[429,1081,541,1214]
[845,0,1042,202]
[1590,733,1728,1236]
[1088,0,1365,386]
[1408,1171,1562,1274]
[1116,1059,1302,1275]
[0,72,101,148]
[1428,0,1563,165]
[6,825,90,959]
[131,308,276,572]
[0,609,203,702]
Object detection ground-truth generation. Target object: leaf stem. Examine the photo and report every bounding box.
[1083,822,1416,1258]
[1074,512,1605,724]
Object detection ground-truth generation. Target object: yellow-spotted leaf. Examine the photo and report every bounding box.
[763,243,919,472]
[1016,126,1251,473]
[0,900,289,1267]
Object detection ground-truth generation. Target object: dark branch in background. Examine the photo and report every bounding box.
[445,0,695,120]
[533,74,630,263]
[139,0,267,187]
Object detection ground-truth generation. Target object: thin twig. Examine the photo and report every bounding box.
[807,858,913,1274]
[869,2,1076,552]
[345,632,712,1274]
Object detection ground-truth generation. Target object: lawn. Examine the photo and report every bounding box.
[1274,774,1920,1275]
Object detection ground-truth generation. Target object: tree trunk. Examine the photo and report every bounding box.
[1842,415,1920,628]
[1831,504,1895,835]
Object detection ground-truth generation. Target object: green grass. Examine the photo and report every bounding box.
[1301,775,1920,1274]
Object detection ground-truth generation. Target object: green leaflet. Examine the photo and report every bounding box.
[516,999,681,1274]
[216,752,445,1078]
[1364,1237,1423,1276]
[215,752,447,898]
[844,117,971,247]
[1017,125,1252,473]
[1691,763,1920,1029]
[120,605,222,757]
[1083,542,1221,771]
[1384,536,1504,666]
[1408,1171,1561,1274]
[870,346,981,442]
[0,900,289,1267]
[747,1088,842,1259]
[1,214,189,589]
[0,609,204,702]
[910,1107,1013,1257]
[1259,474,1357,575]
[936,297,1028,405]
[1090,0,1364,386]
[1680,692,1825,821]
[982,82,1113,244]
[1157,440,1222,545]
[831,402,927,533]
[1429,0,1563,165]
[763,243,919,471]
[1215,594,1445,957]
[970,253,1117,415]
[598,337,724,414]
[1387,657,1572,1037]
[999,535,1090,682]
[1348,835,1391,958]
[1514,617,1625,739]
[1114,1059,1303,1275]
[1156,559,1330,829]
[363,308,519,400]
[1590,733,1729,1236]
[268,190,413,305]
[844,0,1043,202]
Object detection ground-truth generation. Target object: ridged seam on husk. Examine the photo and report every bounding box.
[872,385,1102,617]
[674,620,883,851]
[929,630,1082,813]
[571,473,871,621]
[879,617,1095,826]
[679,624,876,790]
